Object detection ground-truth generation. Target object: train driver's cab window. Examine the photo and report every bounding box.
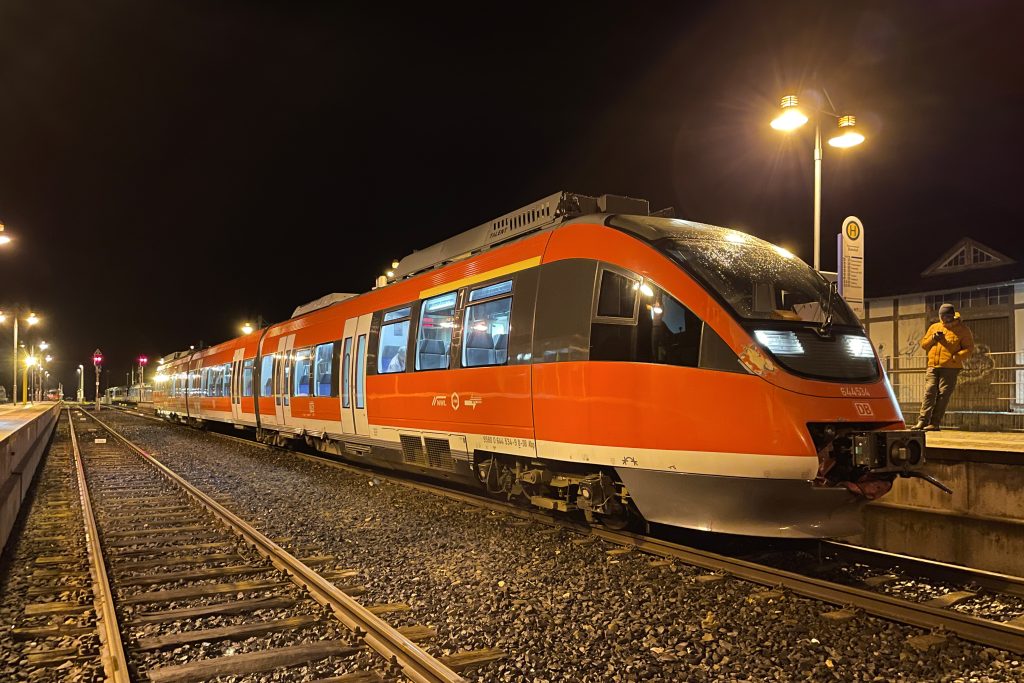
[293,348,312,397]
[260,355,274,396]
[591,268,702,367]
[463,280,513,367]
[313,342,334,396]
[416,292,456,370]
[378,306,411,373]
[242,359,254,397]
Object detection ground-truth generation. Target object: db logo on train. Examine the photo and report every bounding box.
[854,402,874,417]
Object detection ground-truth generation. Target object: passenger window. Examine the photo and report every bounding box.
[341,338,352,407]
[260,355,274,396]
[242,359,254,397]
[416,292,456,370]
[378,306,411,373]
[463,280,513,368]
[313,342,334,397]
[293,348,312,397]
[596,270,638,319]
[355,335,367,408]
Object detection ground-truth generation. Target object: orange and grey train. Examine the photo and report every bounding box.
[154,192,945,538]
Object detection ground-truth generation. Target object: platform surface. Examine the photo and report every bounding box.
[926,429,1024,453]
[0,403,59,442]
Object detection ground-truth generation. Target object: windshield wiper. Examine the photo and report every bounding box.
[818,280,837,337]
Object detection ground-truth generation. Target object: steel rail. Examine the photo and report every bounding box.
[83,409,464,683]
[598,529,1024,654]
[111,406,1024,653]
[68,409,132,682]
[821,540,1024,598]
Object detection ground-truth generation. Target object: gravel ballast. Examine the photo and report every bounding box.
[95,410,1024,682]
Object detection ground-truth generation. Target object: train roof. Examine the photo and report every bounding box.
[159,349,193,364]
[292,293,359,317]
[393,191,653,280]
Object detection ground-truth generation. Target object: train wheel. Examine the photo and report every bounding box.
[595,509,631,530]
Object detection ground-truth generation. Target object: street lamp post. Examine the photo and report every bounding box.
[0,310,39,403]
[36,342,49,402]
[770,92,865,271]
[23,353,36,404]
[42,353,52,401]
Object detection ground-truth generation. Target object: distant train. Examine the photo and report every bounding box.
[104,385,152,404]
[154,191,941,538]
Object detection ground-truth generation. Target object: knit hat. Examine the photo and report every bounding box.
[938,303,955,316]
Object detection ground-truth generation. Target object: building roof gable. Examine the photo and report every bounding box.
[921,237,1014,277]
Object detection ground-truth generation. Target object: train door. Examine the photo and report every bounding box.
[273,334,296,425]
[187,360,201,418]
[341,313,372,436]
[230,348,244,423]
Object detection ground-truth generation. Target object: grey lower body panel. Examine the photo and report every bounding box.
[615,468,865,538]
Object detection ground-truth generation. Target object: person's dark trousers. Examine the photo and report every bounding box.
[918,367,961,427]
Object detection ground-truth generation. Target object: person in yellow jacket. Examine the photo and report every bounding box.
[912,303,974,431]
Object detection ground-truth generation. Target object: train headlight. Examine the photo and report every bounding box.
[843,335,875,359]
[754,330,804,355]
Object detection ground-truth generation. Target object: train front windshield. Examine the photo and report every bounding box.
[629,217,858,326]
[612,216,878,382]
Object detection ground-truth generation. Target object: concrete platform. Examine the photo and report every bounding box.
[1,402,62,553]
[925,430,1024,462]
[854,429,1024,575]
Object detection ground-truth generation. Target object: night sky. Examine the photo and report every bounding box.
[1,1,1021,395]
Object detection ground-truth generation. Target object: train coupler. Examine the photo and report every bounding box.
[850,429,952,495]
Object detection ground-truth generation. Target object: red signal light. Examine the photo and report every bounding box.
[139,355,148,366]
[93,348,103,367]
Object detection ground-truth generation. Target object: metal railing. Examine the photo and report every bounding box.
[882,350,1024,432]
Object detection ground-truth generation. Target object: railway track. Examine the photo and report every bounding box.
[107,403,1024,654]
[50,407,503,681]
[4,412,106,679]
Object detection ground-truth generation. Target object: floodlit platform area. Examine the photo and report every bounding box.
[0,403,59,442]
[927,429,1024,454]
